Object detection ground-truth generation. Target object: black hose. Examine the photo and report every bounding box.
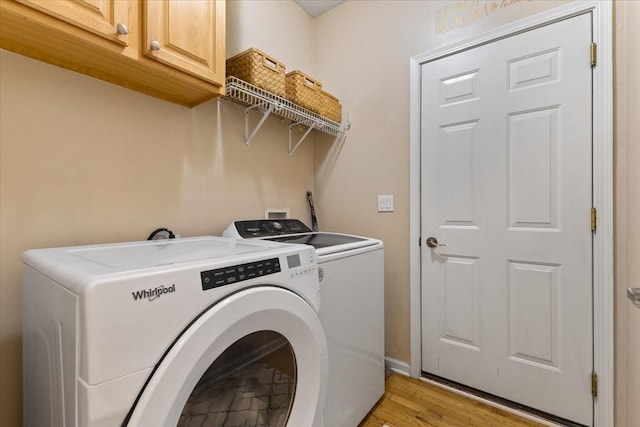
[147,228,176,240]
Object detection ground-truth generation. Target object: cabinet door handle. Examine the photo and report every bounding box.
[150,40,161,51]
[116,23,128,35]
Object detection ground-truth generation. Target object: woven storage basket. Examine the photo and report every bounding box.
[319,90,341,122]
[226,48,286,97]
[285,71,323,113]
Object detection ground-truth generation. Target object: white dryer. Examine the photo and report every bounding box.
[22,236,328,427]
[224,220,385,427]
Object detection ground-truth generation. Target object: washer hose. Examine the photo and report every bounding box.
[147,228,176,240]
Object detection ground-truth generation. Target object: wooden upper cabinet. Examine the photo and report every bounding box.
[144,0,225,86]
[0,0,225,106]
[15,0,131,47]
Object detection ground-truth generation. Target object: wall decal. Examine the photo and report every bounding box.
[436,0,533,34]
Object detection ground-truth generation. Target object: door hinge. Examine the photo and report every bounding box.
[591,371,598,397]
[590,42,597,67]
[591,207,597,232]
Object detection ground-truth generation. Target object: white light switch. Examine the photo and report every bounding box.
[378,195,394,212]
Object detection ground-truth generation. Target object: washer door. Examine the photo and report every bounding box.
[124,286,328,427]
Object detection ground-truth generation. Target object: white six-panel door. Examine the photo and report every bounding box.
[420,13,593,425]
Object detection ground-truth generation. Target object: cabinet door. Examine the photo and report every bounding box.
[144,0,225,86]
[15,0,131,46]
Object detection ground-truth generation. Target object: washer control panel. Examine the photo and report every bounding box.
[287,251,317,280]
[200,258,281,291]
[232,219,312,238]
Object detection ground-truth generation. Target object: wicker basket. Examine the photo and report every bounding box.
[319,90,341,122]
[226,48,286,97]
[285,71,323,113]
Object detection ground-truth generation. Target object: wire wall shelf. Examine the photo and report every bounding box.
[223,77,349,154]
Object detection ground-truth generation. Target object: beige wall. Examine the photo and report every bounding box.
[615,2,640,426]
[312,0,568,364]
[0,2,314,425]
[227,0,314,71]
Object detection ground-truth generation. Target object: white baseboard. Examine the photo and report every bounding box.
[384,357,410,377]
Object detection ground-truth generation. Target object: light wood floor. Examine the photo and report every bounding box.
[359,374,546,427]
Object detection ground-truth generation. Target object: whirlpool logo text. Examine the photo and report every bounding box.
[132,284,176,302]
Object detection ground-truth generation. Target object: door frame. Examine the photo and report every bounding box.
[409,1,613,425]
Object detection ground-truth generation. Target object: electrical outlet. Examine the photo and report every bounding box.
[377,195,394,212]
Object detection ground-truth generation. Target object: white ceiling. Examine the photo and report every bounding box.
[294,0,346,18]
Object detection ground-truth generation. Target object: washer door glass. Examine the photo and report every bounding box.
[123,287,327,427]
[179,330,296,426]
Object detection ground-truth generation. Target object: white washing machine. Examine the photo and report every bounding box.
[22,236,328,427]
[223,219,385,427]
